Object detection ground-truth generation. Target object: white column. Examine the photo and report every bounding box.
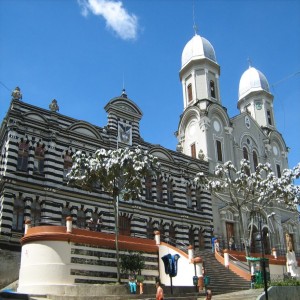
[24,219,31,235]
[188,245,194,263]
[66,216,73,233]
[154,231,160,245]
[224,249,229,268]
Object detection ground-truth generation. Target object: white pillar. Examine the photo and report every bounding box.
[24,219,31,235]
[224,249,229,268]
[154,231,160,245]
[66,216,73,233]
[188,245,194,263]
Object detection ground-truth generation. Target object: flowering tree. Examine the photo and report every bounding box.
[67,146,160,283]
[195,159,300,257]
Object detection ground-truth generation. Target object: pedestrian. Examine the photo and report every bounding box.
[205,289,212,300]
[128,275,137,294]
[155,281,164,300]
[215,238,220,252]
[211,236,217,253]
[229,236,234,250]
[96,217,102,232]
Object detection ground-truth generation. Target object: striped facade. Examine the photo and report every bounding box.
[0,92,213,253]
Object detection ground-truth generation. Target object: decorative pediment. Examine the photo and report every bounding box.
[24,112,48,123]
[150,147,174,163]
[104,97,143,120]
[68,122,102,140]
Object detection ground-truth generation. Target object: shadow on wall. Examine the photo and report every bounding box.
[0,250,20,290]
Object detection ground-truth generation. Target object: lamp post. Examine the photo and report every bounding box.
[258,216,269,300]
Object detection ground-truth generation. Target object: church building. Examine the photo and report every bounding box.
[0,28,299,287]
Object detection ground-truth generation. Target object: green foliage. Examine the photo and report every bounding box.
[120,251,145,275]
[255,279,300,288]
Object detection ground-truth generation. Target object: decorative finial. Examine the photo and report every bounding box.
[247,57,252,68]
[11,86,22,101]
[121,88,127,98]
[193,0,199,35]
[49,99,59,112]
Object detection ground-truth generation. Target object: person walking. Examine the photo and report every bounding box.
[211,236,217,253]
[155,281,164,300]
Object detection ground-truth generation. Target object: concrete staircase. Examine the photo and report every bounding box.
[198,250,251,295]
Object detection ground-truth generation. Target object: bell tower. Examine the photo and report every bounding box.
[238,66,275,130]
[180,33,221,112]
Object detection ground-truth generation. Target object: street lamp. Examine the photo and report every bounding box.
[257,215,269,300]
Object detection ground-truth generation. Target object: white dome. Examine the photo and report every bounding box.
[181,34,217,67]
[239,67,270,99]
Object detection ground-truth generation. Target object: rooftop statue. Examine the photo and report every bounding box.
[49,99,59,112]
[11,86,22,101]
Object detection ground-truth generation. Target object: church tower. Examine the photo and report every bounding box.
[180,33,221,110]
[238,66,276,130]
[176,31,231,170]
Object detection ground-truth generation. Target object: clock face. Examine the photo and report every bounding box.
[213,120,221,132]
[255,101,262,110]
[273,145,278,156]
[245,116,251,129]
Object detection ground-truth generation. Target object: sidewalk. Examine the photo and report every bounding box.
[197,289,263,300]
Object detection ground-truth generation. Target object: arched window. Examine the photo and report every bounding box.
[145,175,152,200]
[253,150,258,170]
[64,151,73,179]
[119,215,131,236]
[196,188,202,211]
[276,164,281,178]
[216,140,223,162]
[169,224,176,243]
[17,140,29,171]
[198,230,205,250]
[31,199,41,227]
[243,147,250,176]
[210,80,216,98]
[188,227,195,247]
[167,180,174,205]
[191,143,196,158]
[156,177,163,202]
[34,144,45,175]
[159,223,165,241]
[187,84,193,102]
[267,110,272,125]
[186,186,192,208]
[243,147,249,160]
[76,210,86,228]
[147,221,154,239]
[12,196,24,231]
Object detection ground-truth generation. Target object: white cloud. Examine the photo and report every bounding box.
[78,0,138,41]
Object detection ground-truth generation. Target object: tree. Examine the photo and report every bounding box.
[194,159,300,257]
[120,251,145,276]
[67,146,160,283]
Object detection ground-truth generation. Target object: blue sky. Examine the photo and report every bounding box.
[0,0,299,170]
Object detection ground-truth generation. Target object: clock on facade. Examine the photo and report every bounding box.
[255,101,262,110]
[213,120,221,132]
[273,145,279,156]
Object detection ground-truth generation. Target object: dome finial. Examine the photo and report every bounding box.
[193,0,199,35]
[121,73,127,98]
[121,88,127,98]
[247,57,252,68]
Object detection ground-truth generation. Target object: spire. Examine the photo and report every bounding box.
[247,57,252,68]
[193,0,199,35]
